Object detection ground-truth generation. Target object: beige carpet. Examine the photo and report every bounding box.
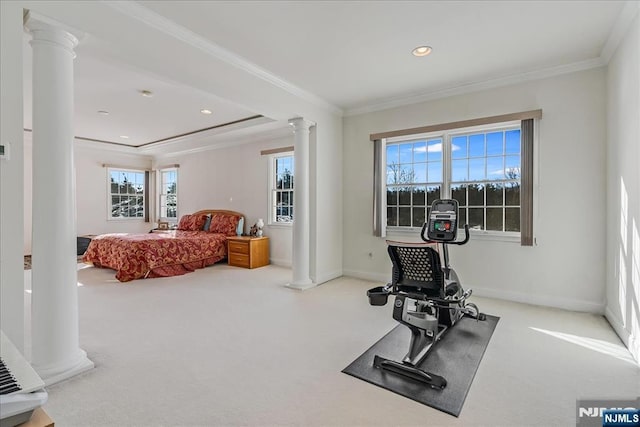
[28,264,639,426]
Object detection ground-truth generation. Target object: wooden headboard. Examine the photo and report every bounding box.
[193,209,244,219]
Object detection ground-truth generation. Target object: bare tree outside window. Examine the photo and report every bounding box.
[386,127,520,232]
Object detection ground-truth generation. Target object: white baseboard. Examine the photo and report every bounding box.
[343,269,389,283]
[605,306,639,364]
[605,307,629,344]
[313,269,343,285]
[270,258,291,267]
[471,285,605,314]
[269,262,342,286]
[343,268,605,313]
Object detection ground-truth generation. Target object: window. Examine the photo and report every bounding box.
[385,122,521,233]
[450,128,521,232]
[386,137,444,227]
[109,169,145,219]
[270,154,294,224]
[159,169,178,221]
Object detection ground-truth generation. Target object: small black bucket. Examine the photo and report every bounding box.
[367,286,390,306]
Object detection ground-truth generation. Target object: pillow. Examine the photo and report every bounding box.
[177,214,207,231]
[236,217,244,236]
[208,213,241,236]
[203,214,212,231]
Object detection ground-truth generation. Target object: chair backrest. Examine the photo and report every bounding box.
[387,244,444,297]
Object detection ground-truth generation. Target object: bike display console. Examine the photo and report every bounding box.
[426,199,459,242]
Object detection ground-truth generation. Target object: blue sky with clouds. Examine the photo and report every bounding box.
[386,129,521,184]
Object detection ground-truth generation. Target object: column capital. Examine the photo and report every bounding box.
[288,117,316,133]
[24,11,80,56]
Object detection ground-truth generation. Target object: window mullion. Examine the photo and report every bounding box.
[443,132,451,199]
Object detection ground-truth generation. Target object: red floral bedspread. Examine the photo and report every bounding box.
[82,231,228,282]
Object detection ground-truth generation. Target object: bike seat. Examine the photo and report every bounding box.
[387,243,444,299]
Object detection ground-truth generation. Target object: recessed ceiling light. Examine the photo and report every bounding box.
[119,135,129,139]
[139,90,153,97]
[412,46,433,57]
[97,110,109,115]
[200,109,212,115]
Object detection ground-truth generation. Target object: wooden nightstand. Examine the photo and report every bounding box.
[227,236,270,269]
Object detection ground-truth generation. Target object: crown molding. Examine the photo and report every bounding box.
[74,138,148,158]
[23,116,284,159]
[600,0,640,64]
[137,115,274,154]
[23,130,150,158]
[74,1,634,125]
[103,0,633,121]
[345,2,635,117]
[154,125,293,159]
[344,57,606,117]
[102,0,342,116]
[23,10,86,44]
[25,124,290,160]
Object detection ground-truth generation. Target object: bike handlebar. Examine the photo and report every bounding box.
[456,224,470,245]
[420,222,429,242]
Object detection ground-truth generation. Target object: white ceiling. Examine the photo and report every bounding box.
[22,34,264,147]
[22,1,628,148]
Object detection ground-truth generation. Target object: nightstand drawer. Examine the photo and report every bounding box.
[229,252,250,268]
[228,240,249,255]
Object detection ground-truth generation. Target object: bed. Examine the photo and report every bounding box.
[82,209,244,282]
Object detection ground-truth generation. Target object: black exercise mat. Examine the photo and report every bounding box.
[342,314,499,417]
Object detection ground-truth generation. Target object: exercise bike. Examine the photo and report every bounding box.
[367,199,485,390]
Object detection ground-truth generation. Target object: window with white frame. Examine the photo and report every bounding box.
[450,127,521,232]
[386,122,522,233]
[108,169,145,219]
[269,154,294,224]
[386,137,444,227]
[159,169,178,221]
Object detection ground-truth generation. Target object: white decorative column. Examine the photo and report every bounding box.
[287,118,315,290]
[26,13,93,385]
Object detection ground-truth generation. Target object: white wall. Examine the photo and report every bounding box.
[23,136,152,254]
[605,11,640,362]
[0,0,26,351]
[75,145,153,236]
[343,68,607,313]
[312,115,344,283]
[155,135,295,267]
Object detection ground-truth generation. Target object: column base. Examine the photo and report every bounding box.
[285,281,317,291]
[34,349,94,386]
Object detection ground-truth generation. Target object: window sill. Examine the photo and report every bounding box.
[385,227,521,243]
[268,222,293,229]
[107,217,146,222]
[467,231,521,243]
